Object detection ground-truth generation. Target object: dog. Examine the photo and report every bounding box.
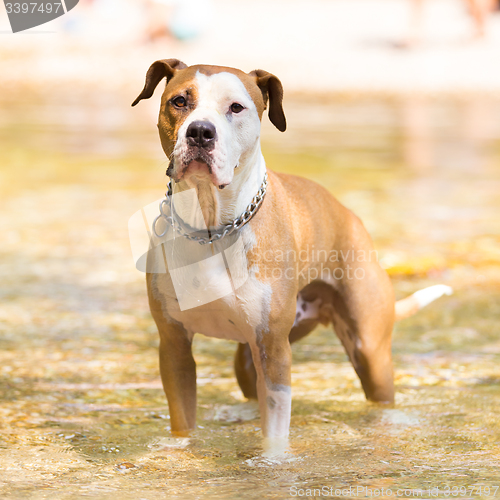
[132,59,452,453]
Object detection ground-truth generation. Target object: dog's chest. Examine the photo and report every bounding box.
[148,228,271,342]
[152,270,271,343]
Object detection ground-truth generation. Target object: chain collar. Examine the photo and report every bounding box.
[152,172,268,245]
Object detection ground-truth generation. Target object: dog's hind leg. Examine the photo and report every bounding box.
[234,343,258,400]
[327,271,395,404]
[331,306,394,403]
[234,275,394,405]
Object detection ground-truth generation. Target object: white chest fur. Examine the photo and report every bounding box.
[148,226,272,343]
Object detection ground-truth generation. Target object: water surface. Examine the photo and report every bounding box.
[0,92,499,499]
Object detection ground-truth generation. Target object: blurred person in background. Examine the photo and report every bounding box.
[144,0,213,43]
[144,0,174,42]
[62,0,142,41]
[62,0,95,33]
[410,0,499,44]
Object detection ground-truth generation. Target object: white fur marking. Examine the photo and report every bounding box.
[294,295,323,327]
[174,71,262,189]
[264,389,291,440]
[413,284,453,308]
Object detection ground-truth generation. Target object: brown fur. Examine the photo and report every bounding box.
[236,171,395,403]
[136,62,395,439]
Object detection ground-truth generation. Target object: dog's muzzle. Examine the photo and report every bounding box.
[167,120,219,182]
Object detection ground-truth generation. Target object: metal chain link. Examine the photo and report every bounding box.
[152,173,268,245]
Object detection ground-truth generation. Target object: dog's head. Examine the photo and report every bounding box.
[132,60,286,188]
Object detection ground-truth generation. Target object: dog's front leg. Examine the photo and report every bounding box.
[249,330,292,455]
[157,321,197,436]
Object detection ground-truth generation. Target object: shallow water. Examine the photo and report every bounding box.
[0,92,499,499]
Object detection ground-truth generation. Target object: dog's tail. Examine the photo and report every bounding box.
[395,284,453,321]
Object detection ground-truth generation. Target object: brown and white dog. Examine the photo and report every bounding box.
[132,60,451,454]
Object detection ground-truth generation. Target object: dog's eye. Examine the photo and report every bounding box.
[230,103,244,113]
[172,96,187,108]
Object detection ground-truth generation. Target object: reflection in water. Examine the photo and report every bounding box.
[401,94,499,173]
[0,92,499,498]
[460,96,497,172]
[402,95,433,172]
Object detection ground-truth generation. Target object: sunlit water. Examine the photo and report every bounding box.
[0,93,499,499]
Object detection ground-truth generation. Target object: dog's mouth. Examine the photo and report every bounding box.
[167,139,234,189]
[167,147,232,189]
[167,146,212,178]
[184,159,212,177]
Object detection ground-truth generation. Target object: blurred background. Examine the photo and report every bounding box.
[1,1,500,498]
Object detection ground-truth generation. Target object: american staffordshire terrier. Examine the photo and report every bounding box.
[132,59,451,452]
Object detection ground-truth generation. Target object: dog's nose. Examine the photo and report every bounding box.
[186,121,217,148]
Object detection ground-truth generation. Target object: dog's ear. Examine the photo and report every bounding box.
[249,69,286,132]
[132,59,187,107]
